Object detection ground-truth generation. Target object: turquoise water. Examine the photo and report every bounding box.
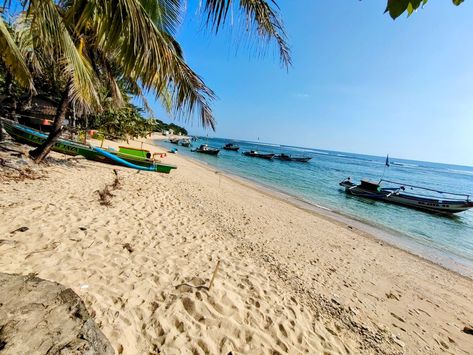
[160,137,473,273]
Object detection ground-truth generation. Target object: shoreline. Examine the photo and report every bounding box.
[154,139,473,280]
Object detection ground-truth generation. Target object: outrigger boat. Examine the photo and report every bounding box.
[2,120,177,173]
[274,153,311,162]
[222,143,240,151]
[339,178,473,214]
[242,150,274,160]
[192,144,220,156]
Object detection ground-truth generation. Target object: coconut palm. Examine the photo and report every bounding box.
[0,17,35,92]
[1,0,291,162]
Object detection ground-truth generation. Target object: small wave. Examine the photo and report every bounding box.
[446,169,473,176]
[391,162,419,168]
[255,142,280,147]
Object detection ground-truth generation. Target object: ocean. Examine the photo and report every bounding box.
[160,137,473,276]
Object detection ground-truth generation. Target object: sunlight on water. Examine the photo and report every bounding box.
[160,138,473,269]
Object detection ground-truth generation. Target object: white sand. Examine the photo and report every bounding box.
[1,137,472,354]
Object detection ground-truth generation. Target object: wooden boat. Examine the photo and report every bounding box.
[180,139,191,147]
[222,143,240,151]
[2,120,177,173]
[242,150,274,160]
[118,146,167,159]
[169,138,180,144]
[274,153,311,162]
[193,144,220,155]
[119,146,151,159]
[339,178,473,214]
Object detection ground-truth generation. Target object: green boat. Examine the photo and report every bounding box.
[2,120,177,174]
[118,146,151,159]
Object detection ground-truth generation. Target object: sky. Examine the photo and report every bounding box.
[147,0,473,166]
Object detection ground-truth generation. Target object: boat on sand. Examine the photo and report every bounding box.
[2,120,176,173]
[242,151,274,160]
[339,178,473,214]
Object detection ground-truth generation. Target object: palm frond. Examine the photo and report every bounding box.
[202,0,291,67]
[13,12,43,76]
[29,0,99,111]
[71,0,216,128]
[139,0,182,33]
[0,16,35,91]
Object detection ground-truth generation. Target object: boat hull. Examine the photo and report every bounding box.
[274,155,311,162]
[195,149,219,155]
[340,181,473,214]
[223,147,239,151]
[3,121,176,173]
[243,152,274,160]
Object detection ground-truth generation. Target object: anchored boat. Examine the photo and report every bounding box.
[339,178,473,214]
[222,143,240,151]
[242,151,274,160]
[192,144,220,155]
[180,139,191,147]
[274,153,311,162]
[2,120,177,173]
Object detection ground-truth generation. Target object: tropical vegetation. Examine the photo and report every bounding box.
[0,0,290,162]
[88,106,188,139]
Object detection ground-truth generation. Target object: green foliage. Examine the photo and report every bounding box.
[153,119,188,136]
[385,0,464,19]
[87,104,188,139]
[88,105,154,139]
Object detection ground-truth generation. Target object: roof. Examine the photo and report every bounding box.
[24,96,58,116]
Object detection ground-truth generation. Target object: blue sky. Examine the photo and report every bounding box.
[149,0,473,166]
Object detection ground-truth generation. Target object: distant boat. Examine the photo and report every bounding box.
[339,178,473,214]
[169,138,180,144]
[274,153,311,162]
[193,144,220,156]
[180,139,191,147]
[242,150,274,160]
[222,143,240,151]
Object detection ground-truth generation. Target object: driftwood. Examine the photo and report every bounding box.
[96,170,121,206]
[174,260,221,292]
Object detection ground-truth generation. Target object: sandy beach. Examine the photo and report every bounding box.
[1,136,473,354]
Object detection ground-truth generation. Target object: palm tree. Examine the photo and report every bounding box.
[0,15,35,141]
[1,0,291,162]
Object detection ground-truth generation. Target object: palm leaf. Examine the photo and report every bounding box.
[13,12,43,77]
[29,0,100,112]
[70,0,216,128]
[202,0,291,67]
[0,16,35,91]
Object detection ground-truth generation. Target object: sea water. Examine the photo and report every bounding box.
[160,137,473,275]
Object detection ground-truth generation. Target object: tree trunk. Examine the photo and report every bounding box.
[29,79,72,163]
